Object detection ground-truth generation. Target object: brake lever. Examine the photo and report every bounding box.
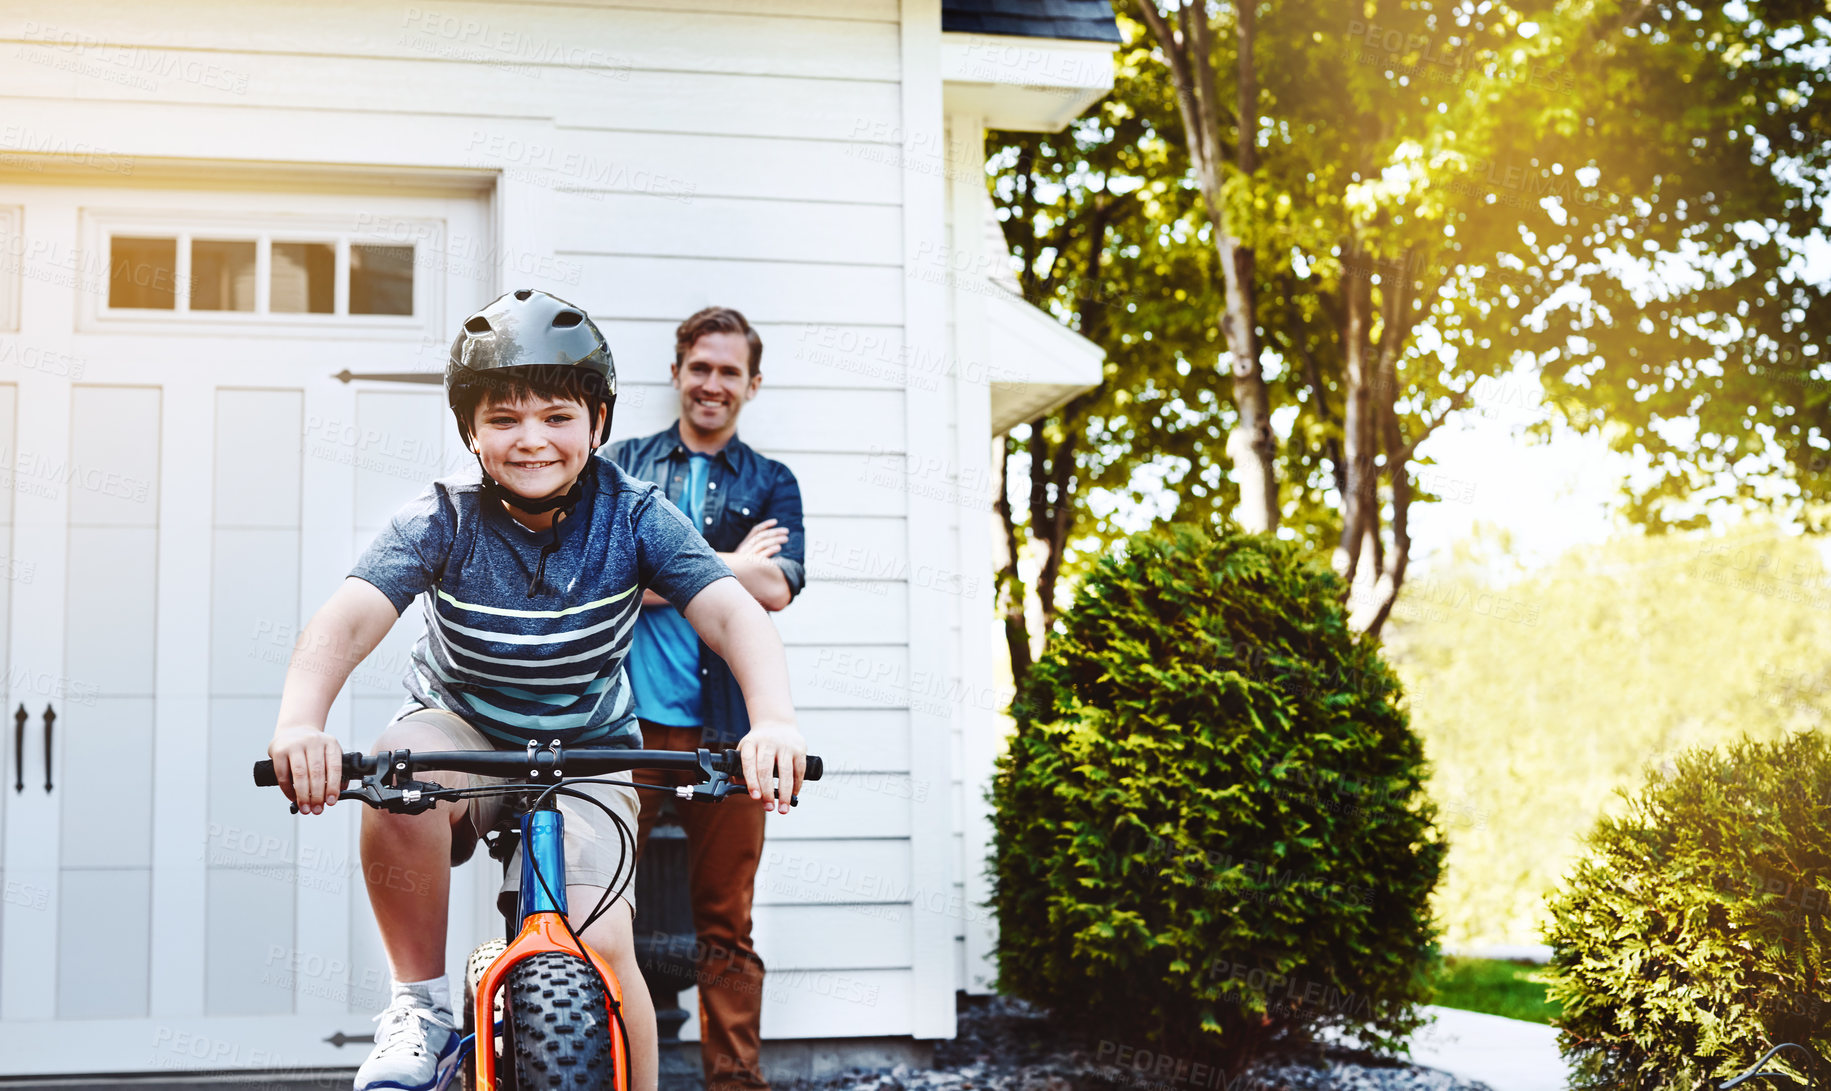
[678,770,797,807]
[286,776,447,815]
[731,773,799,808]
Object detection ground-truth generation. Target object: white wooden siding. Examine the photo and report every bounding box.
[555,196,903,266]
[0,0,955,1050]
[574,257,905,327]
[0,62,900,143]
[603,321,911,390]
[616,388,907,454]
[0,3,899,79]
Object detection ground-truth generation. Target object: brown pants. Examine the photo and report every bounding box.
[633,722,769,1091]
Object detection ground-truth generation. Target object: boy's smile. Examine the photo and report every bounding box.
[471,394,603,516]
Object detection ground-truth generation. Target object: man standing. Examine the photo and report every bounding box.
[607,306,805,1091]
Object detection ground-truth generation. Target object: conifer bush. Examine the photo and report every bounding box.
[1544,732,1831,1090]
[991,522,1444,1067]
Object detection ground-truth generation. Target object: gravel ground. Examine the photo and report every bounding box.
[781,995,1493,1091]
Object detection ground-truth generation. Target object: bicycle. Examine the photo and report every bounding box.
[253,742,824,1091]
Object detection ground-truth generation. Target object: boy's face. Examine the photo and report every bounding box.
[672,330,760,438]
[469,393,604,500]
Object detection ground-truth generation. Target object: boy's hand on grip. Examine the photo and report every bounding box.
[267,725,344,815]
[738,720,805,815]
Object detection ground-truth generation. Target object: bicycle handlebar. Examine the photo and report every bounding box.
[252,748,824,789]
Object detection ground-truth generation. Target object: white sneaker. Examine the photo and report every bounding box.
[353,995,460,1091]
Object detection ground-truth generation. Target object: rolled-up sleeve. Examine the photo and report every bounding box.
[765,462,806,601]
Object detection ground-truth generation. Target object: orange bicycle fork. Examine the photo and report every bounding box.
[472,807,630,1090]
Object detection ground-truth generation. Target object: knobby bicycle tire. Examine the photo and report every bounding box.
[462,939,514,1091]
[506,950,620,1091]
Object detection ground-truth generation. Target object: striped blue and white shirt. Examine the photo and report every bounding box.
[351,457,732,749]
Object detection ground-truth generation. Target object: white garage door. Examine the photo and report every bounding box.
[0,176,495,1074]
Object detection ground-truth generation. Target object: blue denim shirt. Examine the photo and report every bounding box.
[603,422,806,747]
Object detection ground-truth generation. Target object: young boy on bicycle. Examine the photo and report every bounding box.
[265,288,808,1091]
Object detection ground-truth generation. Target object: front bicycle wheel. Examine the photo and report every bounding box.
[462,939,511,1091]
[506,951,621,1091]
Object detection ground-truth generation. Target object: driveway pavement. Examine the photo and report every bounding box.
[1408,1005,1568,1091]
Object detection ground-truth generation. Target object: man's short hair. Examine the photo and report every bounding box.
[674,306,763,378]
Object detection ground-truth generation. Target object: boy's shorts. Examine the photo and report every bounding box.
[387,707,642,917]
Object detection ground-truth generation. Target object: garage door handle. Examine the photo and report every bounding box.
[12,704,23,793]
[42,703,54,793]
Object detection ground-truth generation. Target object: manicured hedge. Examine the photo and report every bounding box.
[992,522,1444,1066]
[1544,732,1831,1090]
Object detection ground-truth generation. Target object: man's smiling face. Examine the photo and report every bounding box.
[673,330,760,441]
[470,392,603,501]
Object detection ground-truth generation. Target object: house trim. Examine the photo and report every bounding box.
[900,0,957,1042]
[985,289,1105,433]
[940,32,1115,133]
[945,112,1002,995]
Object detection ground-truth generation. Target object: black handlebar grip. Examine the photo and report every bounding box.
[253,753,367,787]
[804,755,823,781]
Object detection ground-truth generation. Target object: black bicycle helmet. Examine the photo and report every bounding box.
[446,289,618,595]
[446,288,617,447]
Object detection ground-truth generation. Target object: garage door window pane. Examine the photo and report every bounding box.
[350,245,413,316]
[271,242,334,314]
[109,237,177,310]
[190,240,256,312]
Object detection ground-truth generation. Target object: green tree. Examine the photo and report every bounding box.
[989,48,1222,677]
[991,1,1831,661]
[1502,1,1831,533]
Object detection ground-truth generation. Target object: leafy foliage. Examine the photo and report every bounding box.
[989,2,1831,653]
[991,521,1443,1066]
[1505,2,1831,532]
[1543,732,1831,1090]
[1385,526,1831,948]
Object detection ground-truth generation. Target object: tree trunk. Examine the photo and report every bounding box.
[992,435,1033,685]
[1033,427,1079,641]
[1337,244,1378,593]
[1221,232,1277,534]
[1136,0,1278,533]
[1224,0,1277,532]
[1282,289,1347,502]
[1351,267,1419,636]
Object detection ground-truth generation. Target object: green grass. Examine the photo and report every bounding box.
[1428,957,1562,1025]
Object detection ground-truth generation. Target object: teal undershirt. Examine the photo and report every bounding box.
[628,453,709,727]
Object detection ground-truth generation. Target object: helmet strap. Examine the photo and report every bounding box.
[461,393,607,596]
[476,465,584,516]
[471,452,590,598]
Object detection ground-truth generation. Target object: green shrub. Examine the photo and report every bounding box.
[1544,732,1831,1090]
[991,522,1444,1067]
